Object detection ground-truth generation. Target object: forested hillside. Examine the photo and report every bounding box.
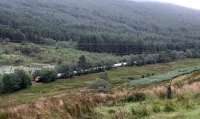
[0,0,200,54]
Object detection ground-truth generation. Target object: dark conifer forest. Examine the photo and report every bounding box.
[0,0,200,55]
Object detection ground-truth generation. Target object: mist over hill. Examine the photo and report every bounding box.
[0,0,200,54]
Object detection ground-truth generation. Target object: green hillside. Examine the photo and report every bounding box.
[0,0,200,54]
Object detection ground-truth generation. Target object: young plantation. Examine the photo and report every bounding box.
[130,66,200,86]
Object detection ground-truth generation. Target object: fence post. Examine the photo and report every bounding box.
[167,79,173,99]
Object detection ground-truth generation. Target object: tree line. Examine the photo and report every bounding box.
[1,49,200,94]
[77,33,200,55]
[1,0,200,52]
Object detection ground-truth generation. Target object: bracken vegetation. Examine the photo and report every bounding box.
[1,69,200,119]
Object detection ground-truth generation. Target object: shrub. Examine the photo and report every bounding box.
[164,101,176,112]
[0,112,8,119]
[152,104,161,113]
[42,38,57,46]
[113,109,129,119]
[108,109,116,114]
[141,75,145,78]
[77,55,91,70]
[13,58,24,65]
[181,98,195,110]
[174,80,184,88]
[131,104,151,117]
[0,70,32,93]
[127,77,136,80]
[184,100,194,110]
[89,79,112,92]
[55,64,75,78]
[16,44,41,57]
[99,72,109,81]
[33,69,57,83]
[32,70,41,79]
[15,70,32,89]
[126,92,146,102]
[56,64,73,75]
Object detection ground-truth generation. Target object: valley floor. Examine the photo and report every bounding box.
[0,58,200,119]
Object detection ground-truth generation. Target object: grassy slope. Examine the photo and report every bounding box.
[0,42,121,65]
[96,71,200,119]
[0,58,200,109]
[96,95,200,119]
